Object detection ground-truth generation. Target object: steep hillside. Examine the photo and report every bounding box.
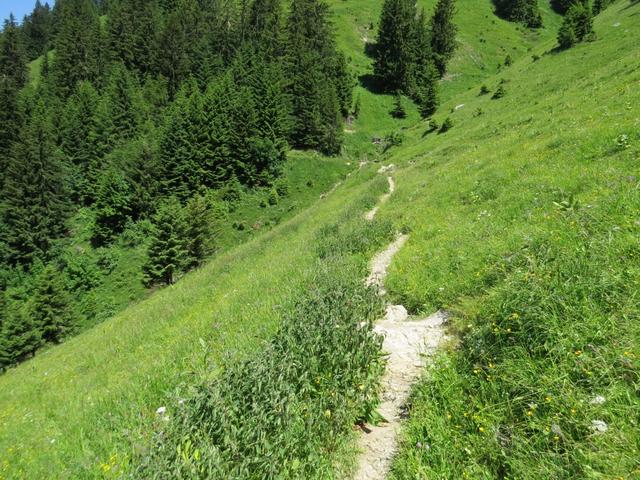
[1,0,638,478]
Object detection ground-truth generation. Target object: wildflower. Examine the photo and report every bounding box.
[545,396,552,403]
[156,406,167,416]
[527,410,534,417]
[574,350,582,356]
[506,328,512,333]
[478,426,485,432]
[324,409,331,419]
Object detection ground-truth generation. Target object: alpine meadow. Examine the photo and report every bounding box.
[0,0,638,478]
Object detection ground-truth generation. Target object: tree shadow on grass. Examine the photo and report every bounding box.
[358,73,386,94]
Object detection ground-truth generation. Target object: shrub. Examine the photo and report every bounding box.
[479,84,490,95]
[439,117,454,133]
[133,261,386,479]
[492,85,506,99]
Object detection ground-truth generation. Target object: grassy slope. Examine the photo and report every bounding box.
[376,2,640,477]
[1,0,619,477]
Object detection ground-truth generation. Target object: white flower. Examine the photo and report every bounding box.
[589,395,606,405]
[156,406,167,416]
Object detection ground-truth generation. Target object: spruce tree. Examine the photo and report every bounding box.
[91,167,133,246]
[0,15,28,89]
[184,194,217,269]
[50,0,102,98]
[374,0,416,92]
[0,307,42,364]
[285,0,345,155]
[557,2,593,49]
[31,264,75,344]
[143,198,188,286]
[22,1,54,60]
[106,0,159,76]
[1,98,69,266]
[246,0,284,55]
[59,81,99,202]
[429,0,457,76]
[90,64,144,183]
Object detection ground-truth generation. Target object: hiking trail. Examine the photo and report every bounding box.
[355,167,448,480]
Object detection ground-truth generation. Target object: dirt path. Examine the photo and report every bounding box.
[365,176,395,221]
[354,174,448,480]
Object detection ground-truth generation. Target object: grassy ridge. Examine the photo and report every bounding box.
[375,1,640,477]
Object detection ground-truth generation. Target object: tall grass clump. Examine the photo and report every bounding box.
[391,184,640,479]
[132,213,391,478]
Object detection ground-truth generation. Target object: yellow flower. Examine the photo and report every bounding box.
[545,396,552,403]
[574,350,582,356]
[324,409,331,418]
[478,426,485,432]
[527,410,534,417]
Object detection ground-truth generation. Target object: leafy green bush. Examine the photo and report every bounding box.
[133,260,386,479]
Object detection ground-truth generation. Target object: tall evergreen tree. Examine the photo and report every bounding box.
[0,77,23,176]
[59,81,99,202]
[374,0,416,92]
[184,194,217,269]
[1,98,69,266]
[31,264,76,344]
[0,15,28,89]
[106,0,159,76]
[285,0,345,155]
[90,64,144,176]
[557,1,594,48]
[429,0,457,76]
[50,0,102,98]
[21,1,54,60]
[91,167,133,246]
[246,0,284,55]
[0,305,42,364]
[143,198,188,286]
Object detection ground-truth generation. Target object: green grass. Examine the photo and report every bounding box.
[3,0,639,478]
[373,2,640,477]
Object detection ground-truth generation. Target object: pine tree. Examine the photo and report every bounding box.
[50,0,102,98]
[143,198,188,286]
[21,1,54,60]
[106,0,159,76]
[0,307,42,364]
[557,2,593,49]
[408,10,440,117]
[90,64,144,183]
[285,0,345,155]
[1,98,69,266]
[0,77,22,175]
[184,194,217,269]
[374,0,416,91]
[91,167,133,246]
[0,17,27,172]
[0,15,28,89]
[429,0,457,76]
[31,264,75,344]
[59,81,99,202]
[246,0,284,55]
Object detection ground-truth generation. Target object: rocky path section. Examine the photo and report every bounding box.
[354,169,448,480]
